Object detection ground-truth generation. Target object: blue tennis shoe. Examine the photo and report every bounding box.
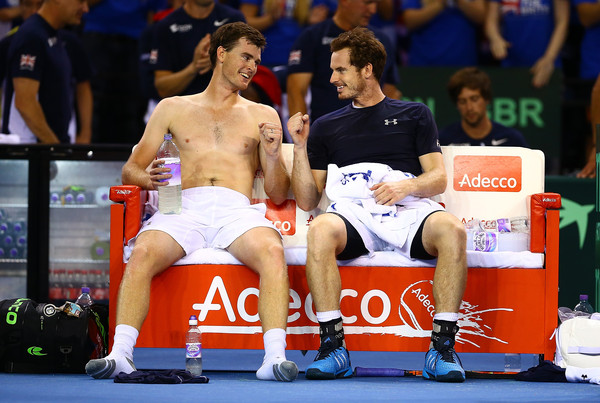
[306,345,353,380]
[423,346,466,382]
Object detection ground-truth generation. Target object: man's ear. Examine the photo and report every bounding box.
[217,45,226,63]
[363,63,373,79]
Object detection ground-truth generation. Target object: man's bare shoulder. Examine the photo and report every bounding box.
[236,95,280,121]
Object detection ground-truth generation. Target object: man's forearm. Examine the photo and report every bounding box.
[122,161,154,189]
[403,4,445,31]
[262,153,291,206]
[75,81,93,144]
[155,65,197,98]
[291,145,321,211]
[16,101,60,143]
[410,168,447,198]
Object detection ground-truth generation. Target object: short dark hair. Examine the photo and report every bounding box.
[447,67,492,105]
[330,27,386,81]
[209,22,266,68]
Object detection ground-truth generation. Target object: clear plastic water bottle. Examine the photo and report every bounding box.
[504,353,521,373]
[75,286,93,307]
[574,294,594,314]
[157,133,182,215]
[186,315,202,376]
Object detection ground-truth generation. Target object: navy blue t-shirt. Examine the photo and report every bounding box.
[3,14,73,143]
[438,121,529,147]
[287,19,400,121]
[308,98,441,177]
[152,5,245,96]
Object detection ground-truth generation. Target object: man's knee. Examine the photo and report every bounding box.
[425,213,466,252]
[307,214,346,249]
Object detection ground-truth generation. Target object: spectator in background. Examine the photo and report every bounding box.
[439,67,528,147]
[82,0,167,145]
[286,0,400,122]
[485,0,569,88]
[573,0,600,83]
[2,0,91,144]
[0,0,20,38]
[572,0,600,178]
[312,0,398,48]
[151,0,245,98]
[0,0,42,87]
[0,0,92,145]
[401,0,486,66]
[577,74,600,178]
[138,0,184,123]
[240,0,311,90]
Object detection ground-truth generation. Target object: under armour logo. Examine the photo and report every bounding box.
[384,119,398,125]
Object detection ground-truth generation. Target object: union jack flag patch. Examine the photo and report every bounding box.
[20,54,36,71]
[288,50,301,65]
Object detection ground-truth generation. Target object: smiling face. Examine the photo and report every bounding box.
[220,38,262,91]
[456,87,489,128]
[330,48,366,100]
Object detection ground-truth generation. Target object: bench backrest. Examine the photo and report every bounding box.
[252,144,545,248]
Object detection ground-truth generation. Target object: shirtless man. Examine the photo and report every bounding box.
[85,22,298,382]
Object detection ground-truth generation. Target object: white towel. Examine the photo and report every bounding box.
[325,163,442,251]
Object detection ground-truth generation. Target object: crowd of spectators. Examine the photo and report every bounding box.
[0,0,597,175]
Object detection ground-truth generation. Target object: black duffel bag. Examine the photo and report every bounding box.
[0,298,108,373]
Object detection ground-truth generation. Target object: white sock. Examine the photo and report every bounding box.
[316,310,342,323]
[85,324,139,379]
[257,328,289,381]
[433,312,459,322]
[109,324,139,360]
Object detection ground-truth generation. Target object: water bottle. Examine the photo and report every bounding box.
[466,231,528,252]
[574,294,594,314]
[504,353,521,373]
[50,191,60,204]
[157,133,182,215]
[186,315,202,376]
[75,286,93,307]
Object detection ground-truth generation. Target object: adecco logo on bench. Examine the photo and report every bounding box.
[191,275,511,348]
[254,198,296,235]
[453,155,522,192]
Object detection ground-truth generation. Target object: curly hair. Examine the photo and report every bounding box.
[330,27,386,81]
[447,67,492,105]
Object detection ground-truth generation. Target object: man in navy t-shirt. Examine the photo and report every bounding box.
[286,0,400,122]
[439,67,529,148]
[152,0,245,98]
[288,28,468,383]
[3,0,88,144]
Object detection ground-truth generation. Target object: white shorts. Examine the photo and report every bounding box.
[128,186,279,256]
[340,200,444,259]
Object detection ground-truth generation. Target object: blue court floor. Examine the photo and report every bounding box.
[1,349,598,402]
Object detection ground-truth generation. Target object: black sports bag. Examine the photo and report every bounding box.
[0,298,108,373]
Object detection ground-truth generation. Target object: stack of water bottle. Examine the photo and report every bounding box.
[49,268,109,302]
[465,216,529,252]
[0,209,27,260]
[50,186,112,206]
